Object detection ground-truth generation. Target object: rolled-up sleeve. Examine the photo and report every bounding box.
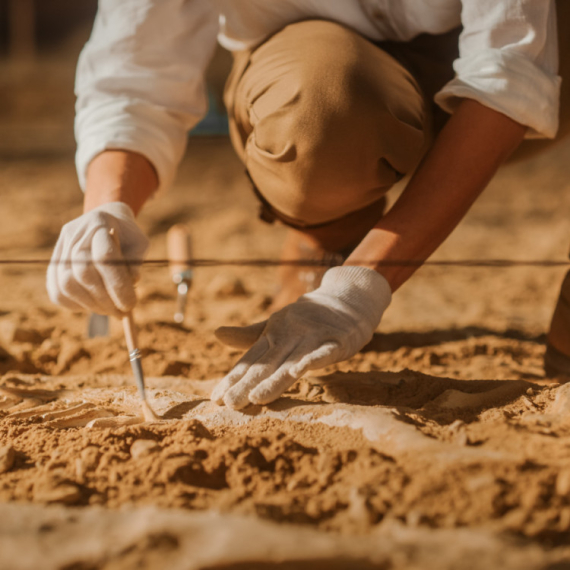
[75,0,219,193]
[435,0,561,139]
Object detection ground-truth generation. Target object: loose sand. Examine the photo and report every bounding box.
[1,127,570,568]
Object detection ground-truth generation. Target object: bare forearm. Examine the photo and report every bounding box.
[347,99,527,291]
[83,150,159,215]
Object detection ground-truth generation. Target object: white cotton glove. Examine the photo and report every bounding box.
[211,266,392,409]
[46,202,149,317]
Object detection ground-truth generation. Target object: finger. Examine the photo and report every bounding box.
[46,230,65,295]
[215,321,267,349]
[47,263,84,312]
[91,227,137,313]
[211,337,269,405]
[47,244,77,309]
[57,222,100,312]
[55,261,101,314]
[223,342,294,410]
[54,238,100,313]
[70,240,121,316]
[47,230,84,311]
[248,366,297,406]
[247,341,335,405]
[289,341,340,378]
[46,257,59,305]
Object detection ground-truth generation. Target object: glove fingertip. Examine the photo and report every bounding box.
[248,387,275,406]
[286,364,305,380]
[223,391,249,410]
[215,321,267,350]
[210,385,227,406]
[212,394,226,407]
[249,373,296,406]
[103,278,137,314]
[46,279,58,305]
[214,326,240,345]
[115,293,137,314]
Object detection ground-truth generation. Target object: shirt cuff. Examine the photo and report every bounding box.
[435,49,561,139]
[75,98,193,194]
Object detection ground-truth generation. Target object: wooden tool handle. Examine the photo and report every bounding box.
[122,312,138,352]
[167,224,193,279]
[109,228,139,347]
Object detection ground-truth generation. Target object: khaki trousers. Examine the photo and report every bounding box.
[224,20,460,230]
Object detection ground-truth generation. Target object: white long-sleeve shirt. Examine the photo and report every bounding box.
[75,0,561,193]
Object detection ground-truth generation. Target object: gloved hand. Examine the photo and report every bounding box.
[47,202,149,317]
[211,266,392,409]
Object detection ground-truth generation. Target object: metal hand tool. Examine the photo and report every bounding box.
[109,228,157,421]
[167,224,193,325]
[87,312,109,338]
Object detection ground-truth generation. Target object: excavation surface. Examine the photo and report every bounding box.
[1,126,570,568]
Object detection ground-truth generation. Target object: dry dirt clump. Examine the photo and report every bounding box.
[0,415,401,529]
[0,314,243,379]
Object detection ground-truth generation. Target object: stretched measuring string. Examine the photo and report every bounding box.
[1,258,569,268]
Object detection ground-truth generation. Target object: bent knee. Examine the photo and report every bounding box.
[240,20,426,223]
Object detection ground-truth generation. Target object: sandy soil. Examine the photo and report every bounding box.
[1,64,570,567]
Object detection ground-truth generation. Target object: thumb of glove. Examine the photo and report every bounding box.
[215,321,267,349]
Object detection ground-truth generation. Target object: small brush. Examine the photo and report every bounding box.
[120,311,158,421]
[109,228,158,421]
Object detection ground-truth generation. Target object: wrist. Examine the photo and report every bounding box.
[313,265,392,328]
[87,201,137,222]
[345,229,407,291]
[83,150,158,215]
[84,185,130,214]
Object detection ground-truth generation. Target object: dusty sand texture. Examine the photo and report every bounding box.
[1,59,570,567]
[6,504,570,570]
[3,505,570,570]
[3,372,570,568]
[2,371,570,541]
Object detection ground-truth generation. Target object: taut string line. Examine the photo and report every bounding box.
[1,258,569,269]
